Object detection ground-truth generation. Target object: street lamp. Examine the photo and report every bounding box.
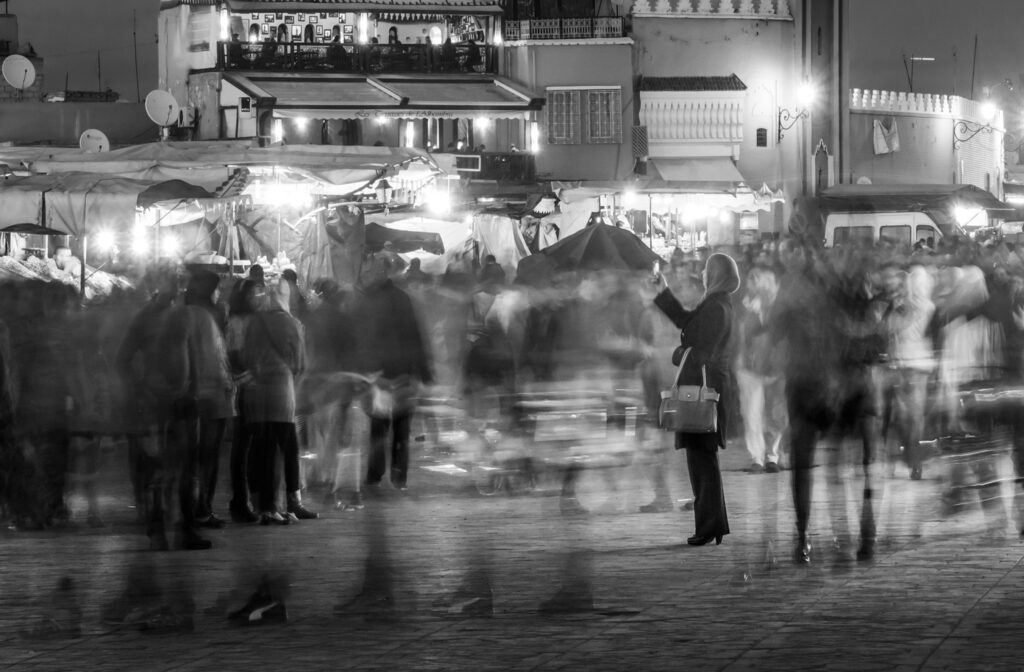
[953,101,998,150]
[778,82,815,143]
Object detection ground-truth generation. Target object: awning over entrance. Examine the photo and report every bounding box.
[640,158,746,192]
[226,73,543,121]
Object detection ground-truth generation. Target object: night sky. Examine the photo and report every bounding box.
[9,0,1024,116]
[13,0,158,101]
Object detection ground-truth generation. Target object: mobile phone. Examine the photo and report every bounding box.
[651,261,661,284]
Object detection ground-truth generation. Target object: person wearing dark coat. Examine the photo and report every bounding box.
[653,252,740,546]
[352,255,433,490]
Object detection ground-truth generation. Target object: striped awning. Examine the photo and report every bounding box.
[225,72,544,121]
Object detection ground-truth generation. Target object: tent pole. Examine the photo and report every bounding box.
[80,234,87,296]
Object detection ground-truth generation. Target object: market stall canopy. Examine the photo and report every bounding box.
[1,223,67,235]
[5,141,434,190]
[0,173,237,236]
[818,184,1013,214]
[639,158,747,193]
[532,223,664,272]
[227,72,543,122]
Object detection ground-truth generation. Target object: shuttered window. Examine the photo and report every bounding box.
[547,89,580,145]
[585,89,622,144]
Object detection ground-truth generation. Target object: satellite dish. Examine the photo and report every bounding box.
[2,55,36,92]
[144,89,180,128]
[79,129,110,153]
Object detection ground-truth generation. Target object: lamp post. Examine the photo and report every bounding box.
[778,82,815,143]
[953,101,998,150]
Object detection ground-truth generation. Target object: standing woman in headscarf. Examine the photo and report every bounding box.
[653,252,740,546]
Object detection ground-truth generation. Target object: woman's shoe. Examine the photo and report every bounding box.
[687,534,723,546]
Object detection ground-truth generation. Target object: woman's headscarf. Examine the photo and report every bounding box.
[703,252,741,297]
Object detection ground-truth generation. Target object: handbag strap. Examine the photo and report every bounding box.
[673,347,708,388]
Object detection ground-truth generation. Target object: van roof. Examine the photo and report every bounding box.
[819,184,1011,214]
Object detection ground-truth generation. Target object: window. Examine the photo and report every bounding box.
[879,225,911,246]
[547,87,622,145]
[756,128,768,147]
[547,89,580,144]
[585,89,622,144]
[916,225,938,244]
[833,226,874,245]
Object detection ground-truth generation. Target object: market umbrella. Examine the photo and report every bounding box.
[364,222,444,255]
[136,179,216,208]
[535,222,663,272]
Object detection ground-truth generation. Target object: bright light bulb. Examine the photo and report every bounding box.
[220,8,230,41]
[476,116,490,129]
[358,13,369,44]
[405,121,415,148]
[797,82,815,108]
[530,121,540,153]
[272,119,284,143]
[130,224,149,257]
[94,229,116,253]
[981,101,997,123]
[622,190,637,208]
[493,30,503,46]
[294,117,308,131]
[162,235,180,257]
[425,188,451,214]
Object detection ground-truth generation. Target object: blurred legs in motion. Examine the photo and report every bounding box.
[367,412,411,489]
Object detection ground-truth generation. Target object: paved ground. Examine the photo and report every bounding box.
[3,434,1024,671]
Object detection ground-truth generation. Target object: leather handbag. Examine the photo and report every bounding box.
[658,347,720,433]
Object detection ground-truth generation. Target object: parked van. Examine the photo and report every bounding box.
[816,184,1010,248]
[824,211,950,247]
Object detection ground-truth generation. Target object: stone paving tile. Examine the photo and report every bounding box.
[5,448,1024,669]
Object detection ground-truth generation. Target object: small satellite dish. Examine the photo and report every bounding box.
[2,55,36,92]
[79,129,110,153]
[144,89,180,128]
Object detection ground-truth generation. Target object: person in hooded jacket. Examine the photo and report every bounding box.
[242,281,316,524]
[652,252,740,546]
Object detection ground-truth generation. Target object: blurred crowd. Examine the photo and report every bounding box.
[2,232,1024,564]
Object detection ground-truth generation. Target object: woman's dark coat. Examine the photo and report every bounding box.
[653,289,733,451]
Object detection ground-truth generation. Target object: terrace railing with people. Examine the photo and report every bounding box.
[218,41,498,75]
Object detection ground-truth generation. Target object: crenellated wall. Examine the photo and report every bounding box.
[847,88,1004,195]
[631,0,792,19]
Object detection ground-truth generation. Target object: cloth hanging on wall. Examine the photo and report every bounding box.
[873,117,900,155]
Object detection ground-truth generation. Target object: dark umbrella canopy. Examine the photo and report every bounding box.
[136,180,216,209]
[364,222,444,255]
[1,223,68,235]
[536,223,664,272]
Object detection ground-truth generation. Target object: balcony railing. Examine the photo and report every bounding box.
[218,41,498,75]
[503,17,625,41]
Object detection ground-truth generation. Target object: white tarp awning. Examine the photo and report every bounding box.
[8,141,435,188]
[0,173,239,236]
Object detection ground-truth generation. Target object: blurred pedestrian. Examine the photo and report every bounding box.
[352,254,433,491]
